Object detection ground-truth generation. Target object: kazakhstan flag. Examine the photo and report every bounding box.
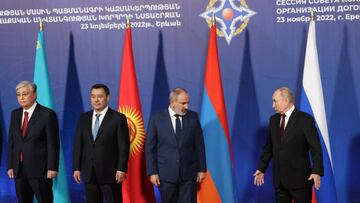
[33,26,71,203]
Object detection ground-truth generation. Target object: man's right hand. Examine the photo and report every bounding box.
[150,174,160,187]
[7,169,14,179]
[253,170,265,186]
[73,170,81,184]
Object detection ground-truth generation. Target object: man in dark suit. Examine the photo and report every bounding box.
[73,83,130,203]
[254,87,324,203]
[7,81,60,203]
[146,87,206,203]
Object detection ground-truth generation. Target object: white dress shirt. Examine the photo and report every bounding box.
[22,102,37,127]
[168,106,182,134]
[281,105,295,128]
[92,106,108,132]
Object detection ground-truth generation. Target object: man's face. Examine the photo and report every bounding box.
[91,88,109,112]
[16,86,36,109]
[171,92,189,116]
[272,90,289,114]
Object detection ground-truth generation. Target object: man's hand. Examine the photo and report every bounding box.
[115,171,126,183]
[47,170,58,179]
[308,173,321,190]
[197,172,206,183]
[150,174,160,187]
[253,170,265,186]
[73,170,81,184]
[7,169,14,179]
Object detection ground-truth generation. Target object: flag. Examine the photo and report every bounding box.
[197,23,238,203]
[33,25,71,203]
[300,19,337,203]
[118,24,155,203]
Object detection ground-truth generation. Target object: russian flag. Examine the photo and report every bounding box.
[299,19,337,203]
[197,23,238,203]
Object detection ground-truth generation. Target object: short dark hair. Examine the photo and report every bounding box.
[91,84,110,96]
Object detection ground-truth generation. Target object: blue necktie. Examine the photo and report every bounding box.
[175,114,182,141]
[93,113,101,140]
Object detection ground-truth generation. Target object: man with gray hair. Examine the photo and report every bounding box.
[146,87,206,203]
[254,87,324,203]
[7,81,60,203]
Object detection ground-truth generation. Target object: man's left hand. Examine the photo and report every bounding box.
[47,170,58,179]
[197,172,206,183]
[308,173,321,190]
[116,171,126,183]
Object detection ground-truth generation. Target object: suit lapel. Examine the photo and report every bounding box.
[84,112,93,142]
[163,110,178,144]
[283,109,298,143]
[15,109,23,138]
[178,113,189,146]
[274,114,282,144]
[94,109,112,142]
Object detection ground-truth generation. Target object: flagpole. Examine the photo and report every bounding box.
[310,8,314,22]
[211,13,215,26]
[126,16,130,28]
[39,19,43,31]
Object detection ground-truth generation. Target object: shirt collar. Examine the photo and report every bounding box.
[23,102,37,115]
[284,105,295,118]
[168,106,177,117]
[93,106,109,117]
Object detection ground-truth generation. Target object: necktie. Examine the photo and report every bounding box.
[175,114,182,141]
[20,111,29,161]
[93,114,101,141]
[280,114,286,142]
[22,111,29,137]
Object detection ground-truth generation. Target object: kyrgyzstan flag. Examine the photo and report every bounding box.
[118,23,155,203]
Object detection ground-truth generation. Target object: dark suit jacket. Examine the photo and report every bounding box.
[145,109,206,182]
[73,108,130,184]
[258,108,324,189]
[7,103,60,178]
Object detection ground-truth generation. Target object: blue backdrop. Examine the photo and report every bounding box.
[0,0,359,202]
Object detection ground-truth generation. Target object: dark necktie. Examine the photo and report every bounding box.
[93,114,101,140]
[175,114,182,141]
[22,111,29,137]
[20,111,29,161]
[280,114,286,142]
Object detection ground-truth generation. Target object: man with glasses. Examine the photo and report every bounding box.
[7,81,60,203]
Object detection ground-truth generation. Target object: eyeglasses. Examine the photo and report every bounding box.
[16,92,32,97]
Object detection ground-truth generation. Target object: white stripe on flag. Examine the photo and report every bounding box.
[302,20,333,167]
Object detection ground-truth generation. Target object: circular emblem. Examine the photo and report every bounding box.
[119,105,145,157]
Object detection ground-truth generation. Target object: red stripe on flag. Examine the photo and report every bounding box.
[312,188,317,203]
[204,24,233,156]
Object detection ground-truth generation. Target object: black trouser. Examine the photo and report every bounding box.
[15,162,53,203]
[85,168,122,203]
[275,183,312,203]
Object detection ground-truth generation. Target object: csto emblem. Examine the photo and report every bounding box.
[200,0,256,44]
[119,105,145,157]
